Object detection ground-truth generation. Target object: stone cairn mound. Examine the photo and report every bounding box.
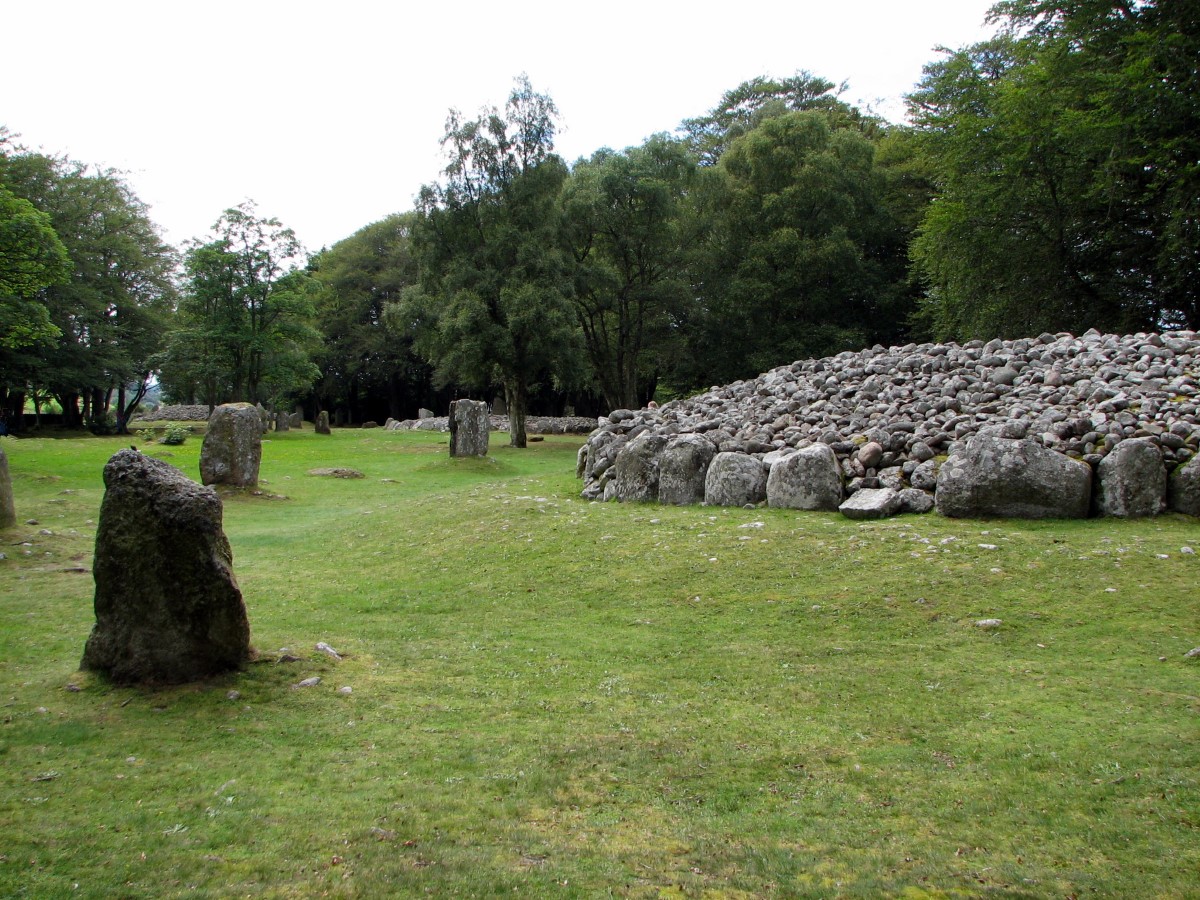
[578,330,1200,519]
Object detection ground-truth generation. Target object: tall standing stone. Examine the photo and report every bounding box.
[315,410,331,435]
[200,403,262,488]
[0,445,15,528]
[449,399,489,458]
[275,411,290,433]
[82,450,251,684]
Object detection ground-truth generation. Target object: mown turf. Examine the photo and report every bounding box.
[1,428,1197,898]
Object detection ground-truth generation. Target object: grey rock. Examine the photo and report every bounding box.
[767,443,842,510]
[449,399,489,458]
[315,410,331,435]
[659,434,717,506]
[418,408,435,419]
[611,431,670,502]
[898,488,935,514]
[0,445,15,528]
[935,432,1092,519]
[82,450,250,684]
[275,411,290,432]
[1094,438,1166,517]
[200,403,263,488]
[704,452,767,507]
[839,487,902,519]
[1168,455,1200,516]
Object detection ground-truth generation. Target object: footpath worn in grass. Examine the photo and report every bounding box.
[1,429,1197,898]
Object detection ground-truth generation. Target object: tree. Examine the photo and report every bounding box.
[310,213,432,422]
[0,184,69,350]
[677,110,914,389]
[909,0,1200,338]
[393,76,583,447]
[162,202,318,408]
[561,135,695,410]
[0,147,176,432]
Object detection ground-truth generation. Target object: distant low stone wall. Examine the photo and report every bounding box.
[134,405,214,422]
[578,329,1200,520]
[387,415,597,435]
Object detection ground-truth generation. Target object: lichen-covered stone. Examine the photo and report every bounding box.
[840,487,902,519]
[315,410,331,435]
[659,434,717,506]
[449,399,489,458]
[1094,437,1166,517]
[704,452,767,507]
[1168,455,1200,516]
[610,432,669,502]
[935,430,1092,519]
[766,443,842,510]
[200,403,262,487]
[82,450,250,684]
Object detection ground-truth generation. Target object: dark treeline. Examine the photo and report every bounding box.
[2,1,1195,442]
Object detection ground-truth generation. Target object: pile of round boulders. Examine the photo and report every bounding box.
[134,404,214,422]
[578,329,1200,520]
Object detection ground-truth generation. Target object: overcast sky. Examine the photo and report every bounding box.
[5,0,998,254]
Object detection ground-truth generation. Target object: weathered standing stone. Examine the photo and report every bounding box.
[1167,455,1200,516]
[315,410,331,435]
[839,487,902,519]
[289,412,302,429]
[200,403,262,488]
[449,399,489,458]
[0,445,15,528]
[611,432,670,502]
[275,412,290,432]
[82,450,250,684]
[767,443,843,510]
[255,403,270,434]
[935,430,1092,519]
[1094,437,1166,517]
[704,452,767,507]
[418,408,435,419]
[659,434,717,506]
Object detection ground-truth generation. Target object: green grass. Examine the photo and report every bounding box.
[1,429,1197,898]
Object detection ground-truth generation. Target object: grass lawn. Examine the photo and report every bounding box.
[1,428,1197,898]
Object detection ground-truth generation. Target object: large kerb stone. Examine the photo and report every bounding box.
[1094,437,1166,517]
[82,450,251,684]
[200,403,262,487]
[449,399,489,457]
[767,443,842,510]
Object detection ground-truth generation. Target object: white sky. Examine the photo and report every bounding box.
[4,0,998,254]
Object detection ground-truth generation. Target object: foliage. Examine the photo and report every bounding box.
[675,110,917,389]
[159,421,189,445]
[0,184,69,350]
[161,202,319,407]
[0,146,177,432]
[909,0,1200,338]
[395,76,584,446]
[1,431,1198,897]
[310,213,432,421]
[561,135,696,410]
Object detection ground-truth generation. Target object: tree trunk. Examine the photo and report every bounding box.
[506,381,527,448]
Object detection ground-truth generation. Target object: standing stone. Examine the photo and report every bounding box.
[1094,437,1166,517]
[611,432,670,502]
[255,403,270,434]
[0,445,15,528]
[704,452,768,507]
[200,403,262,488]
[659,434,717,506]
[935,429,1091,519]
[315,410,331,435]
[767,443,843,510]
[492,395,508,416]
[289,412,302,429]
[418,408,435,420]
[449,399,489,458]
[82,450,250,684]
[275,411,290,432]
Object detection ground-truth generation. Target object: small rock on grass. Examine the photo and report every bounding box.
[294,676,321,688]
[1186,647,1200,659]
[315,641,342,660]
[975,619,1003,629]
[338,686,352,695]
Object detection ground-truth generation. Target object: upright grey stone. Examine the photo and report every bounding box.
[0,445,15,528]
[275,411,290,432]
[289,412,302,429]
[200,403,262,488]
[449,399,489,458]
[418,408,435,419]
[82,450,250,684]
[611,432,670,502]
[315,410,331,435]
[1094,437,1166,517]
[659,434,717,506]
[704,452,768,507]
[767,443,843,510]
[255,403,270,434]
[492,395,508,416]
[1167,455,1200,516]
[935,430,1091,519]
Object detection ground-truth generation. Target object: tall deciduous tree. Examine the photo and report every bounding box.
[394,76,582,447]
[162,202,319,408]
[561,135,695,410]
[910,0,1199,338]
